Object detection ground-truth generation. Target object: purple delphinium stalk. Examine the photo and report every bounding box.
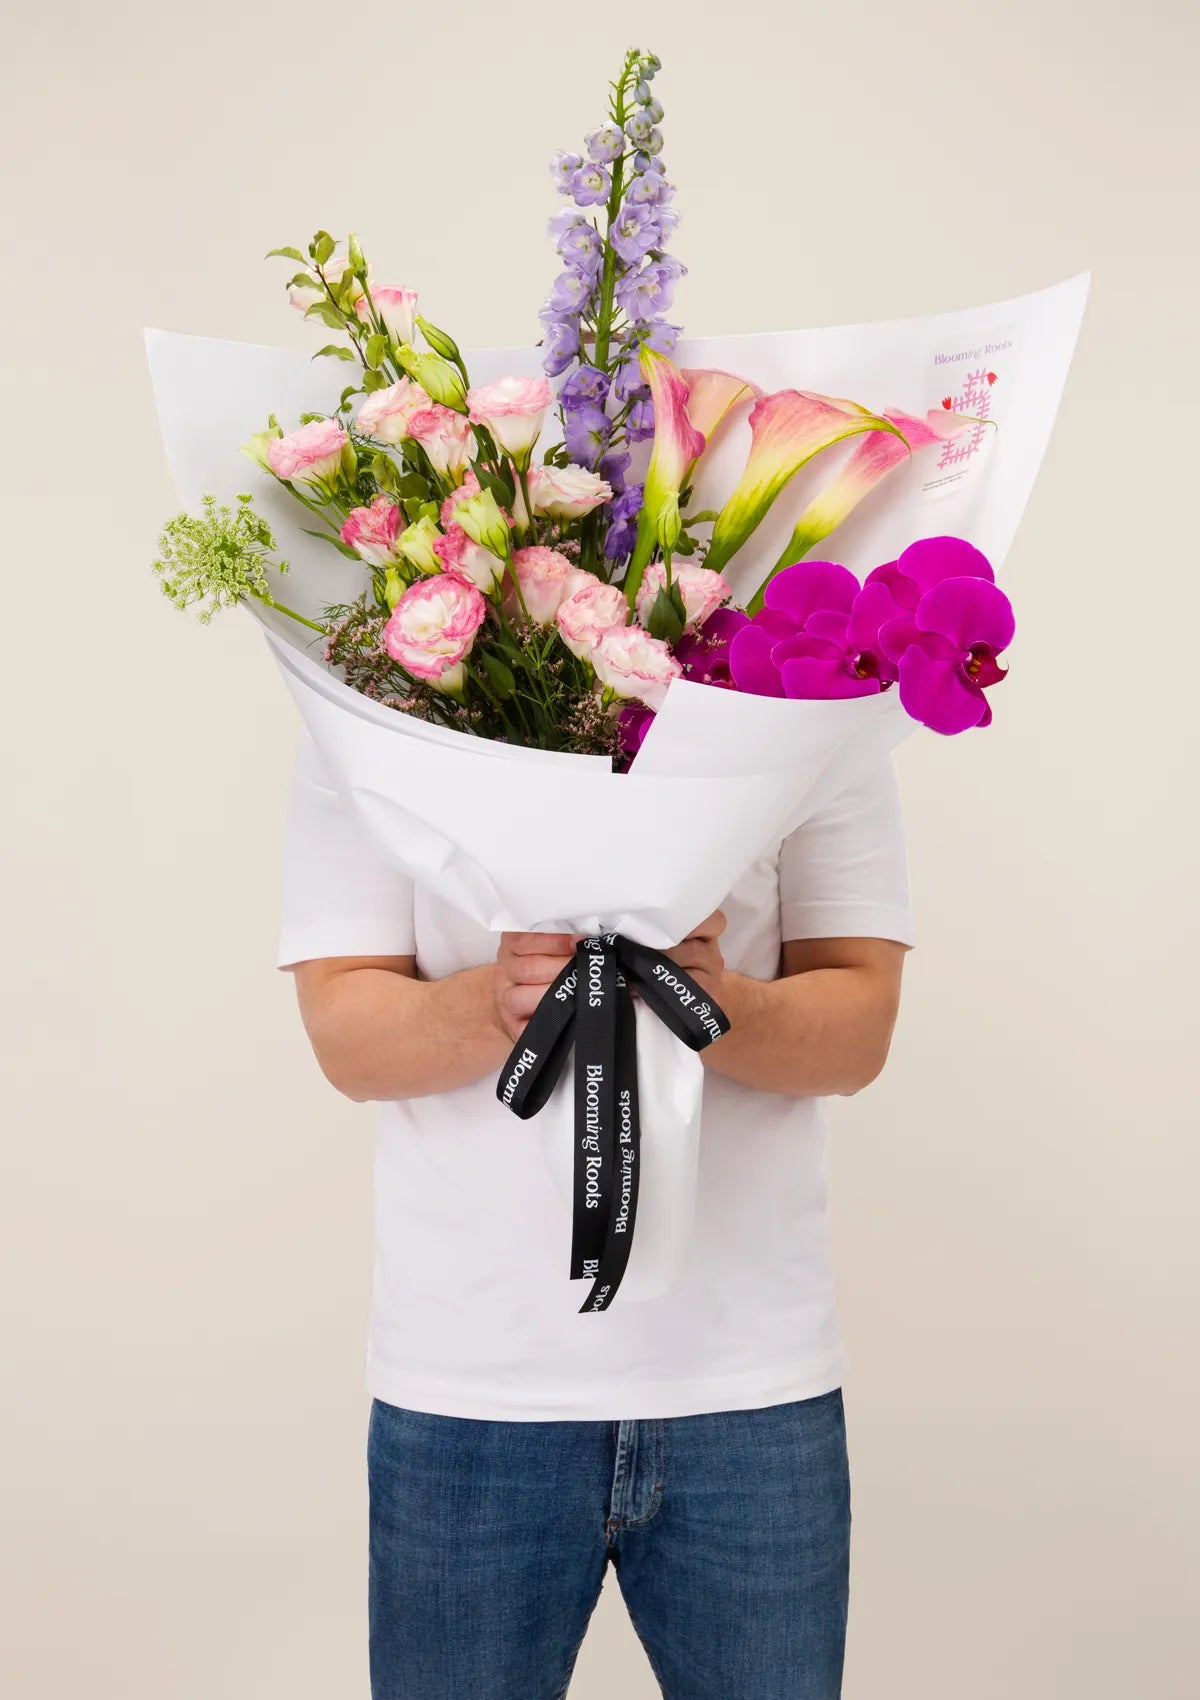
[604,484,644,561]
[563,401,614,467]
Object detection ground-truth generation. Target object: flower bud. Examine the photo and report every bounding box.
[415,315,462,366]
[396,514,443,576]
[454,488,511,560]
[399,348,469,412]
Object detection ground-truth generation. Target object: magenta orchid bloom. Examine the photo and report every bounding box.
[880,575,1014,733]
[675,606,751,688]
[729,561,891,700]
[864,533,995,617]
[704,391,905,577]
[747,408,978,612]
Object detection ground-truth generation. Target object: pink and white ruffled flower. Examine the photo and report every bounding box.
[467,375,553,467]
[406,404,473,483]
[439,470,482,526]
[521,462,613,521]
[266,418,348,488]
[506,546,581,625]
[383,574,487,694]
[340,495,404,568]
[433,524,506,595]
[555,579,628,659]
[356,377,431,446]
[288,254,371,315]
[355,285,418,346]
[592,626,682,710]
[635,561,731,631]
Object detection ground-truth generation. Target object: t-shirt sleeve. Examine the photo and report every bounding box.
[778,757,915,946]
[276,730,417,970]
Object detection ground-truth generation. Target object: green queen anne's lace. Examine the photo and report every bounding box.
[153,492,288,623]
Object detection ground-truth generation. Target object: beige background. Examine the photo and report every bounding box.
[3,0,1198,1694]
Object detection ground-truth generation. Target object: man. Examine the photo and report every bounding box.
[279,728,912,1699]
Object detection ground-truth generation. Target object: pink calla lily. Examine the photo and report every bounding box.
[625,347,706,598]
[747,408,979,611]
[680,367,760,446]
[703,390,906,578]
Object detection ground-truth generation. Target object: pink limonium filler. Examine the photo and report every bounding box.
[467,376,553,470]
[625,347,707,599]
[266,418,349,489]
[383,574,487,697]
[406,404,474,484]
[703,392,906,579]
[357,377,432,446]
[635,561,730,631]
[556,578,629,659]
[355,285,418,346]
[507,547,583,625]
[747,408,981,611]
[729,561,893,700]
[340,495,405,568]
[592,626,683,712]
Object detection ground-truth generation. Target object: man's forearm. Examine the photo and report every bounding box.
[702,959,901,1098]
[300,963,511,1103]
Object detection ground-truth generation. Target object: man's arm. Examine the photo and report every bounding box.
[290,933,577,1103]
[671,915,907,1098]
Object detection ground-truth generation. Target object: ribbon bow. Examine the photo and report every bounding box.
[496,933,730,1312]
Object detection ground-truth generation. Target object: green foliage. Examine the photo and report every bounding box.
[152,494,285,623]
[644,582,687,643]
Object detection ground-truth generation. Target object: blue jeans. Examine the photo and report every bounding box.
[368,1389,850,1699]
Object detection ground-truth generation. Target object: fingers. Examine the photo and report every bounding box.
[501,931,577,957]
[680,909,727,943]
[504,952,575,986]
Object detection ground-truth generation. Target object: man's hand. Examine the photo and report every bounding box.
[494,932,577,1043]
[667,910,727,1000]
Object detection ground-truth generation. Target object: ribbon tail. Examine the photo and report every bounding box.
[495,954,579,1119]
[569,937,618,1282]
[579,973,641,1313]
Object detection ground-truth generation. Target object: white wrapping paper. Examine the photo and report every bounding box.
[147,273,1087,1301]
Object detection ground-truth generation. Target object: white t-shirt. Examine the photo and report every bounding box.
[278,731,914,1421]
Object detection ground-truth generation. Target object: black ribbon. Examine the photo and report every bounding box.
[496,934,730,1313]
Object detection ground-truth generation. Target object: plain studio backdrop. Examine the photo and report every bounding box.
[2,1,1197,1695]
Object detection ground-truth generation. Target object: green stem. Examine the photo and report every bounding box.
[251,589,326,634]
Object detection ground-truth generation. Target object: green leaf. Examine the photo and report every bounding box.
[266,246,307,264]
[673,533,697,556]
[304,301,347,330]
[365,332,388,369]
[395,470,429,499]
[312,344,356,362]
[287,271,317,291]
[481,653,517,698]
[304,528,360,561]
[645,584,686,644]
[312,230,336,265]
[362,368,389,392]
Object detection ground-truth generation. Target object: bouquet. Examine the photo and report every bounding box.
[149,47,1087,1310]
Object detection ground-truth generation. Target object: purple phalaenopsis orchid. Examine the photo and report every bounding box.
[675,608,751,688]
[727,542,1013,733]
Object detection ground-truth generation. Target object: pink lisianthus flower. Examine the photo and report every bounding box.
[356,377,432,446]
[266,418,348,488]
[433,524,506,594]
[383,574,487,694]
[592,625,682,711]
[506,546,580,624]
[340,495,404,568]
[439,470,482,525]
[467,375,553,468]
[635,562,731,631]
[355,285,418,346]
[406,404,473,483]
[289,254,371,314]
[555,578,628,659]
[519,462,613,521]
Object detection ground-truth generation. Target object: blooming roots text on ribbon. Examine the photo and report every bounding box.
[496,933,730,1312]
